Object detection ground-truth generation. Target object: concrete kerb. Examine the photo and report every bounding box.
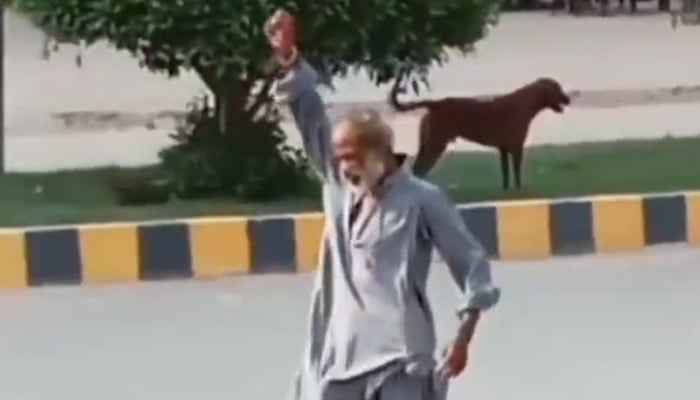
[0,189,699,288]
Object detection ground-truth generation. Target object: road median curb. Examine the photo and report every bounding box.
[1,190,699,288]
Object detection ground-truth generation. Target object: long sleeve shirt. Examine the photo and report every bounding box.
[277,58,501,398]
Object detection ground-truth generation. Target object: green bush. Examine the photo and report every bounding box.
[108,168,172,206]
[159,96,317,202]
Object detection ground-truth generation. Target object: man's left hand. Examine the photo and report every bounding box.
[438,309,480,379]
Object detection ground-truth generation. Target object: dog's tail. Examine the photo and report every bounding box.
[388,72,433,113]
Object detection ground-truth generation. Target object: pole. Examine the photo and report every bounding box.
[0,4,5,174]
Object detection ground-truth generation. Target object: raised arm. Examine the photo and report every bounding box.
[274,58,341,185]
[265,11,340,185]
[420,186,500,314]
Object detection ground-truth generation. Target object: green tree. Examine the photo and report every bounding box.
[13,0,500,127]
[12,0,501,200]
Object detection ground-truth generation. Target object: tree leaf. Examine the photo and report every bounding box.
[12,0,499,94]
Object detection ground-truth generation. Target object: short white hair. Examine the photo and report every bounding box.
[333,108,394,150]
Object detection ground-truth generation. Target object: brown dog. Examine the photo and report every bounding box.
[389,77,571,190]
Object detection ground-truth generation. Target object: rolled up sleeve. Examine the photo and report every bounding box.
[421,186,501,313]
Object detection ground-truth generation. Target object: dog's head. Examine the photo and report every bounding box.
[533,78,570,113]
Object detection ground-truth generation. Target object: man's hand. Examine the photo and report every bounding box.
[438,337,469,379]
[438,309,481,379]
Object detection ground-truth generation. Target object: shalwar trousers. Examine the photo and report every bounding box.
[319,367,448,400]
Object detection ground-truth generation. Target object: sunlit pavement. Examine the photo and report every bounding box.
[1,245,698,400]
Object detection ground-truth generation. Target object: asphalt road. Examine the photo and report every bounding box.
[1,245,698,400]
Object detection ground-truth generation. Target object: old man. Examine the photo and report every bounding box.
[266,10,501,400]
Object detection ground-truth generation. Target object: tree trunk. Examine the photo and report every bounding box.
[194,65,256,134]
[212,79,253,134]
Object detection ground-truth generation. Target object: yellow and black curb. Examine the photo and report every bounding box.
[1,191,698,288]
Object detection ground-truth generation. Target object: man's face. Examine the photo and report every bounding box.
[333,128,385,192]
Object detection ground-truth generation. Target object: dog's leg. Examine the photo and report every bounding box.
[512,146,524,189]
[498,147,510,191]
[412,117,448,177]
[413,139,447,178]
